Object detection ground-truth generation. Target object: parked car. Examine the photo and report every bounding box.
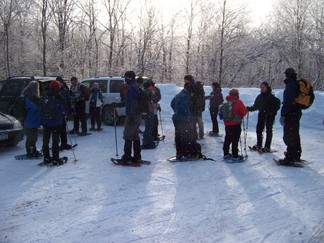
[0,76,61,116]
[0,112,24,146]
[81,76,149,125]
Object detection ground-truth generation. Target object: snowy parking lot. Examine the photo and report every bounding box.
[0,85,323,242]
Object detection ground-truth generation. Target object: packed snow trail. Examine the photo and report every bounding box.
[0,85,323,242]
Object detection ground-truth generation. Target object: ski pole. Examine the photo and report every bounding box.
[113,107,119,157]
[66,120,78,163]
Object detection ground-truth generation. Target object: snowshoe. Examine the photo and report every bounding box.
[37,157,68,167]
[135,160,151,165]
[261,147,278,153]
[154,135,165,142]
[111,158,141,167]
[249,145,262,152]
[15,153,43,160]
[273,158,304,168]
[60,143,73,151]
[78,132,91,136]
[225,155,248,163]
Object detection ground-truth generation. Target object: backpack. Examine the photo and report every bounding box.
[138,89,151,113]
[121,84,129,101]
[41,95,59,120]
[220,100,241,122]
[294,79,315,109]
[13,95,26,120]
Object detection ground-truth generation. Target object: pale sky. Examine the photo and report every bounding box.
[127,0,276,27]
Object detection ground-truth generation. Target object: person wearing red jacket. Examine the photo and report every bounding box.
[220,89,248,161]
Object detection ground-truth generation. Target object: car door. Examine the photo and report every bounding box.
[107,79,126,115]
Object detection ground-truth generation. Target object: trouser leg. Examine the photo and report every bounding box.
[223,126,231,156]
[60,118,68,145]
[231,125,242,158]
[264,115,275,149]
[133,140,141,161]
[52,126,61,160]
[256,112,265,147]
[42,126,51,160]
[96,107,101,128]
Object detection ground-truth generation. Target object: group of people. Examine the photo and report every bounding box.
[169,68,304,165]
[17,67,304,167]
[17,76,104,165]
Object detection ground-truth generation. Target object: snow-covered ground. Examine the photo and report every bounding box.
[0,84,323,242]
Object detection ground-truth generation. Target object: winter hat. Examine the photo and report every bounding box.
[56,76,64,83]
[284,68,296,76]
[229,88,239,97]
[261,81,270,88]
[50,80,61,91]
[136,77,144,84]
[184,75,195,83]
[184,82,196,93]
[92,82,99,89]
[124,70,136,81]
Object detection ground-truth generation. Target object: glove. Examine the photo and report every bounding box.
[247,106,252,112]
[156,103,161,112]
[280,117,285,126]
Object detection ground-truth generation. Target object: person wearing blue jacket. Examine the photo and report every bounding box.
[21,81,42,158]
[41,80,67,165]
[119,71,143,164]
[89,82,104,131]
[278,68,303,166]
[171,82,196,160]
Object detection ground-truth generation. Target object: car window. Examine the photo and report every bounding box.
[0,80,30,96]
[110,80,124,93]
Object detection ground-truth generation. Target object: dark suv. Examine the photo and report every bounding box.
[0,76,57,116]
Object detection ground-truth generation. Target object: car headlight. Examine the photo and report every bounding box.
[13,120,22,129]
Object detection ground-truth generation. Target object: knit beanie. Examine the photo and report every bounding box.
[50,80,61,91]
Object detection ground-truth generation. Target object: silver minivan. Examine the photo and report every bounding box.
[81,76,126,125]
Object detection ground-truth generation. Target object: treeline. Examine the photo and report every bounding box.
[0,0,323,89]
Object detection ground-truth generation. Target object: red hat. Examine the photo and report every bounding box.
[50,80,61,91]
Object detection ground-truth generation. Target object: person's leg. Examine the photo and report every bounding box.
[223,126,231,156]
[96,107,102,129]
[133,140,141,161]
[79,101,87,133]
[73,103,80,133]
[52,126,61,160]
[284,114,302,161]
[256,112,265,148]
[231,125,242,158]
[153,114,159,138]
[173,120,182,156]
[42,126,51,160]
[264,115,275,149]
[25,128,38,155]
[60,118,68,145]
[90,106,95,128]
[197,115,204,139]
[143,112,154,146]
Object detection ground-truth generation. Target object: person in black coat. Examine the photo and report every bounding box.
[278,68,303,165]
[247,82,280,152]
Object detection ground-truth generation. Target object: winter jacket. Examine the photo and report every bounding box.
[192,83,205,115]
[89,89,104,108]
[223,94,248,126]
[248,89,279,116]
[23,91,41,129]
[151,86,161,104]
[59,83,72,115]
[281,77,301,117]
[171,89,193,121]
[41,90,67,127]
[125,81,141,117]
[209,88,224,110]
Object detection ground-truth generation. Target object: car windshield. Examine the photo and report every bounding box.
[0,79,30,96]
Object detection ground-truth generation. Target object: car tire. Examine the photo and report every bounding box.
[102,106,119,126]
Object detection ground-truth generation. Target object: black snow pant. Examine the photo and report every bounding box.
[173,119,193,157]
[153,114,159,139]
[122,115,142,161]
[60,117,68,145]
[283,112,302,161]
[43,125,61,161]
[90,106,101,129]
[256,112,275,149]
[223,124,242,158]
[210,107,219,134]
[24,128,38,155]
[73,101,87,133]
